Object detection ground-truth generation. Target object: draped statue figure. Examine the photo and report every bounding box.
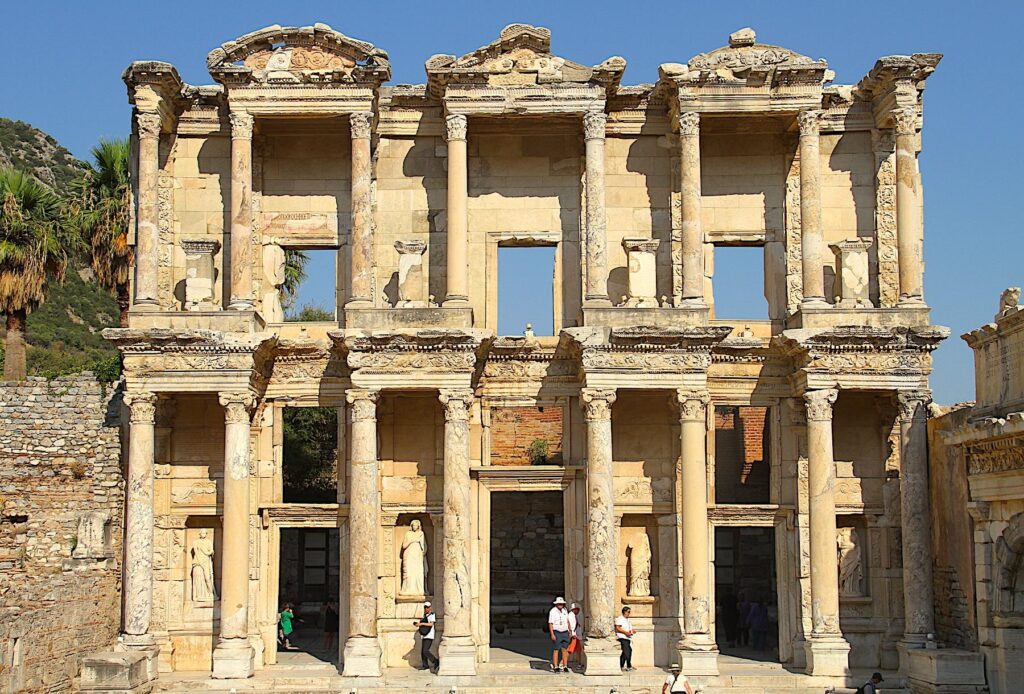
[191,528,216,603]
[400,519,428,595]
[838,526,864,596]
[627,531,652,597]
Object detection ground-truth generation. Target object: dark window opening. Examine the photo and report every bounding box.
[714,405,771,504]
[282,407,338,503]
[715,526,778,658]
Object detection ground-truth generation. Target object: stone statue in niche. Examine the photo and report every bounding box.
[191,529,216,603]
[400,519,428,595]
[837,526,864,596]
[627,531,652,597]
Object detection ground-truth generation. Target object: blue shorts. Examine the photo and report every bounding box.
[553,630,571,649]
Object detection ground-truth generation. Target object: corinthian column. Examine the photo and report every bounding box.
[678,112,706,306]
[897,390,935,642]
[893,108,924,305]
[444,114,469,305]
[122,392,157,645]
[438,389,477,675]
[798,110,827,308]
[676,389,718,674]
[212,392,255,679]
[133,113,161,310]
[348,112,374,307]
[584,111,611,306]
[228,112,254,311]
[802,388,850,675]
[581,388,619,674]
[342,389,382,676]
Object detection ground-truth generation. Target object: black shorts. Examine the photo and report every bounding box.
[553,630,571,649]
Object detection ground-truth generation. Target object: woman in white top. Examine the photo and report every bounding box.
[614,606,636,671]
[567,603,584,671]
[663,664,695,693]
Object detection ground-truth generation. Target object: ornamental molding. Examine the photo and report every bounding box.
[334,329,490,375]
[124,392,158,423]
[856,53,942,100]
[136,112,163,139]
[804,388,838,421]
[965,435,1024,476]
[229,111,254,139]
[677,111,700,136]
[583,111,607,140]
[776,326,948,375]
[897,389,931,423]
[349,111,373,139]
[797,110,822,137]
[581,388,616,420]
[444,113,467,141]
[564,325,730,375]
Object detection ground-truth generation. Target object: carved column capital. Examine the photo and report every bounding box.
[350,111,373,140]
[797,109,822,138]
[804,388,839,422]
[439,388,474,422]
[229,111,254,140]
[897,389,931,423]
[445,113,467,142]
[135,112,162,140]
[892,107,918,136]
[124,392,158,424]
[219,392,255,423]
[676,389,711,422]
[581,388,617,421]
[346,389,380,421]
[677,111,700,136]
[583,111,607,141]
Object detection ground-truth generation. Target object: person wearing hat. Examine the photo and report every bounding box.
[567,603,584,672]
[663,663,695,693]
[547,596,571,673]
[412,601,439,672]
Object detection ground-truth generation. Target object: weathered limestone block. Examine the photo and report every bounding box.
[181,239,219,311]
[261,238,285,322]
[830,238,872,308]
[394,240,427,307]
[621,238,660,308]
[72,511,112,560]
[80,651,151,692]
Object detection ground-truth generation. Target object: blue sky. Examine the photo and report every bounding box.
[4,0,1021,403]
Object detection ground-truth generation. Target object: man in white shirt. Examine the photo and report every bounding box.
[614,606,636,671]
[412,601,439,672]
[663,663,695,693]
[567,603,584,672]
[547,596,571,673]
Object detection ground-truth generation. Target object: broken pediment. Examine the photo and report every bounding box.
[207,23,390,85]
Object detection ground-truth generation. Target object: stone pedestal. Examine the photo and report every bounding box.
[227,112,254,311]
[907,647,988,694]
[678,112,706,307]
[133,113,161,310]
[584,111,611,306]
[621,238,660,308]
[444,114,469,306]
[394,240,427,308]
[80,650,155,692]
[348,112,374,307]
[181,239,219,311]
[893,108,924,305]
[123,393,157,643]
[798,110,828,308]
[830,239,873,308]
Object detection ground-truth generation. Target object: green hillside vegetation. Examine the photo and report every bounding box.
[0,118,87,196]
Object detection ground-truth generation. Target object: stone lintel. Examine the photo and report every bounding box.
[789,305,932,330]
[122,310,266,334]
[344,307,473,330]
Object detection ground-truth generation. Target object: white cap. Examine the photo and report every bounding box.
[553,596,566,605]
[570,603,580,610]
[423,601,431,607]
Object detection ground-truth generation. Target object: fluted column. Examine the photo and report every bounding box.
[342,389,382,676]
[581,388,619,675]
[212,392,255,678]
[678,112,706,306]
[228,112,254,311]
[897,390,935,641]
[122,392,157,645]
[802,388,850,675]
[798,110,827,308]
[438,389,477,675]
[893,108,924,305]
[444,114,469,305]
[348,112,374,307]
[133,113,161,310]
[584,111,611,306]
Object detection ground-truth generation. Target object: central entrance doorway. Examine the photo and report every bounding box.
[714,526,779,661]
[277,528,340,666]
[489,490,565,661]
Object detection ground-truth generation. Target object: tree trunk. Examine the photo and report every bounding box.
[4,309,28,381]
[116,283,131,327]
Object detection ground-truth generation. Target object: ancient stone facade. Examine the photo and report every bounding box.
[102,21,955,689]
[0,376,124,693]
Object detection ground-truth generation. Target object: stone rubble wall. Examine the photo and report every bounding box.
[0,375,124,693]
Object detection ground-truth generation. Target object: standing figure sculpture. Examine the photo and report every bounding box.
[401,519,428,595]
[837,526,863,596]
[191,528,216,603]
[627,531,652,597]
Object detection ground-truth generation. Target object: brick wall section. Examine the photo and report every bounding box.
[0,376,124,693]
[934,565,977,649]
[490,406,563,466]
[714,406,770,503]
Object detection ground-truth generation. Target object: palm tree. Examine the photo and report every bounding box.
[74,138,132,325]
[283,248,308,312]
[0,167,74,381]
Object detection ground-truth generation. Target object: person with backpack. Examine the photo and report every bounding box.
[412,601,439,672]
[857,672,884,694]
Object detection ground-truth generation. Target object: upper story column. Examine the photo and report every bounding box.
[584,111,611,306]
[228,112,255,311]
[678,112,706,306]
[348,112,374,307]
[893,108,924,305]
[122,391,157,645]
[133,113,162,310]
[445,114,469,305]
[798,110,827,308]
[897,390,935,642]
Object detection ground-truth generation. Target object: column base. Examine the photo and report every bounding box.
[583,297,613,308]
[342,636,382,677]
[898,636,927,674]
[676,297,708,309]
[443,296,470,307]
[676,645,720,676]
[801,296,830,309]
[130,300,160,313]
[227,300,255,311]
[438,634,477,676]
[583,636,621,675]
[803,635,850,676]
[211,639,255,679]
[898,294,927,308]
[345,298,373,309]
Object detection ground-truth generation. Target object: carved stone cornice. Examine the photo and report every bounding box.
[897,389,931,423]
[856,54,942,100]
[124,392,158,424]
[349,111,373,139]
[180,238,220,256]
[797,109,822,137]
[776,326,948,376]
[581,388,616,421]
[677,111,700,136]
[439,389,474,422]
[445,113,467,142]
[583,111,606,140]
[346,389,380,420]
[676,389,710,422]
[230,111,254,139]
[965,435,1024,476]
[621,237,660,254]
[804,388,838,422]
[333,329,490,375]
[563,325,731,375]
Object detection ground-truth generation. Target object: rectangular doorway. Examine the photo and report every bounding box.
[489,490,564,660]
[278,528,340,664]
[714,526,778,660]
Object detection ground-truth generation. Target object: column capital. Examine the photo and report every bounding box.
[897,389,931,423]
[891,107,918,136]
[350,111,373,140]
[346,389,380,420]
[218,391,255,423]
[676,389,710,422]
[124,392,158,423]
[135,111,162,139]
[445,113,467,142]
[804,388,838,421]
[677,111,700,136]
[797,109,822,138]
[229,111,254,140]
[439,388,474,422]
[581,388,617,421]
[583,111,607,140]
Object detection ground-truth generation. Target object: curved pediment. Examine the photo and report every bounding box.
[207,23,390,85]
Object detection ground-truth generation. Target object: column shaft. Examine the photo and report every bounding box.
[893,108,924,303]
[678,112,705,305]
[445,114,469,304]
[133,113,161,309]
[678,391,714,643]
[798,110,826,307]
[898,391,935,638]
[123,392,157,642]
[348,112,374,306]
[228,112,254,310]
[584,112,611,305]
